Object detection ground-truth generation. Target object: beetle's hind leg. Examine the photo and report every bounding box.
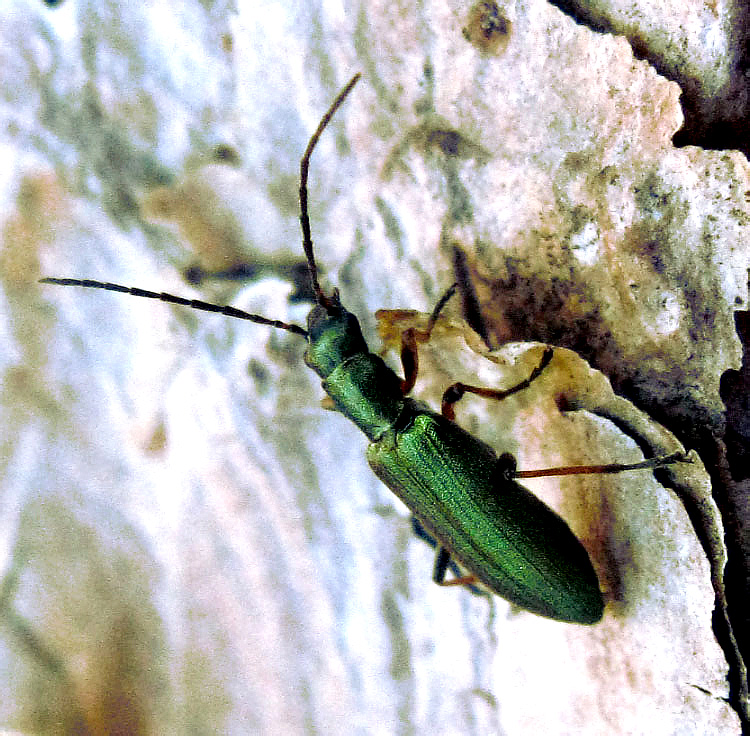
[410,517,486,595]
[431,545,486,591]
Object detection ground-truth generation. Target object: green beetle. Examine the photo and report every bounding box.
[41,74,685,624]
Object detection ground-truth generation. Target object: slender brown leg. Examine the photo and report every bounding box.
[398,283,458,395]
[513,451,690,479]
[432,546,479,588]
[436,345,689,479]
[441,346,554,421]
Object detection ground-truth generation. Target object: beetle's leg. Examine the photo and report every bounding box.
[398,283,458,394]
[513,451,690,479]
[432,546,480,589]
[440,346,554,421]
[411,517,486,594]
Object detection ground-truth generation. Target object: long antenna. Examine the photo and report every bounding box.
[299,73,361,309]
[39,74,363,335]
[38,278,308,336]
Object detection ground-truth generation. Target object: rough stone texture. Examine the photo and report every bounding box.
[0,0,747,733]
[546,0,750,152]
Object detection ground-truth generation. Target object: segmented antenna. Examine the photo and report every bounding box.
[39,73,363,335]
[38,278,308,336]
[299,73,361,309]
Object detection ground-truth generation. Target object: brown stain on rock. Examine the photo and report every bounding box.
[462,1,512,56]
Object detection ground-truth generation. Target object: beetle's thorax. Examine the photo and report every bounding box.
[304,296,368,378]
[304,297,406,442]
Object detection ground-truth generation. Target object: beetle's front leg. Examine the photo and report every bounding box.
[398,284,458,394]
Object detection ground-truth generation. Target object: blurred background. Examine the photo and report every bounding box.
[0,0,747,733]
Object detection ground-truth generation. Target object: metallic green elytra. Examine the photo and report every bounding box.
[40,75,685,624]
[305,292,603,624]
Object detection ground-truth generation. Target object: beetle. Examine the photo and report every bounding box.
[40,73,687,624]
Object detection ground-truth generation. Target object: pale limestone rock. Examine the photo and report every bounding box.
[1,0,746,733]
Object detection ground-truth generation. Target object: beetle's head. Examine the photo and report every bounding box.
[304,289,368,378]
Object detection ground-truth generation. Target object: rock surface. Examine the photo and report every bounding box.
[0,0,746,733]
